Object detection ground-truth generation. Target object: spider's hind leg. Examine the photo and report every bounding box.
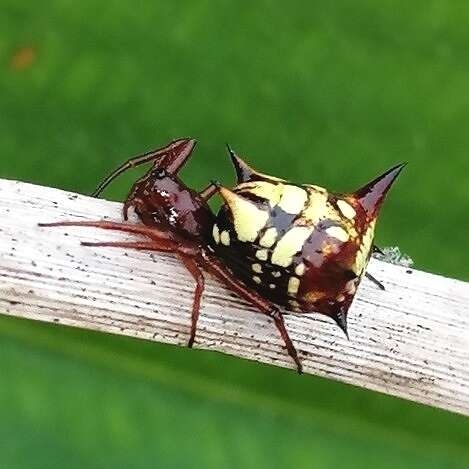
[201,252,303,374]
[199,182,219,201]
[176,253,206,348]
[365,272,385,291]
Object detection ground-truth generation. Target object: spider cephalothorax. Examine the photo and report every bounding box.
[212,148,405,335]
[40,138,404,373]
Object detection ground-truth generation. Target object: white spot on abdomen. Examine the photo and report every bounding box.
[278,185,308,214]
[337,199,356,220]
[255,249,269,261]
[271,226,314,268]
[252,263,263,273]
[220,230,230,246]
[326,226,349,242]
[259,227,278,248]
[212,225,220,244]
[288,277,300,295]
[295,263,306,276]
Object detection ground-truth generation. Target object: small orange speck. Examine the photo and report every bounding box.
[303,290,326,303]
[322,242,339,256]
[10,46,36,71]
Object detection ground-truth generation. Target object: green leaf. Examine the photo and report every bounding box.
[1,317,468,469]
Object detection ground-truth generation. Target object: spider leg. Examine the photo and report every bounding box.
[81,239,206,347]
[80,240,176,250]
[365,272,385,291]
[40,219,208,346]
[40,220,302,371]
[201,252,302,373]
[177,254,205,347]
[199,182,219,201]
[38,220,176,243]
[372,244,384,255]
[81,239,206,349]
[92,138,196,197]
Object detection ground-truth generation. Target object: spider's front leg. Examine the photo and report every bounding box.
[93,138,197,197]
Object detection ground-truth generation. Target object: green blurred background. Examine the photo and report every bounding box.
[1,1,468,468]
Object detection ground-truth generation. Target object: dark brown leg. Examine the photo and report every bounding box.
[199,183,218,201]
[177,254,205,347]
[82,239,205,347]
[40,219,209,348]
[92,138,196,196]
[38,220,176,243]
[372,244,384,255]
[80,240,176,251]
[201,252,302,373]
[365,272,385,291]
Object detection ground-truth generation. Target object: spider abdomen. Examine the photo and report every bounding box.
[213,182,359,302]
[212,158,404,331]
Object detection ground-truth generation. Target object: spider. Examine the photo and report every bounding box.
[40,138,404,373]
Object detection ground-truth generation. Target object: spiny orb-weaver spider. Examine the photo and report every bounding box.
[40,139,405,373]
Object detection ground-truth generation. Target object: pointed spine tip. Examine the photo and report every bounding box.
[225,145,256,183]
[331,311,349,339]
[386,162,407,179]
[225,143,237,167]
[355,162,406,219]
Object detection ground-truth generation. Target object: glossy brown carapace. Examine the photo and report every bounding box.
[40,139,404,373]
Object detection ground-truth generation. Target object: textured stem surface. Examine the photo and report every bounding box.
[1,178,468,416]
